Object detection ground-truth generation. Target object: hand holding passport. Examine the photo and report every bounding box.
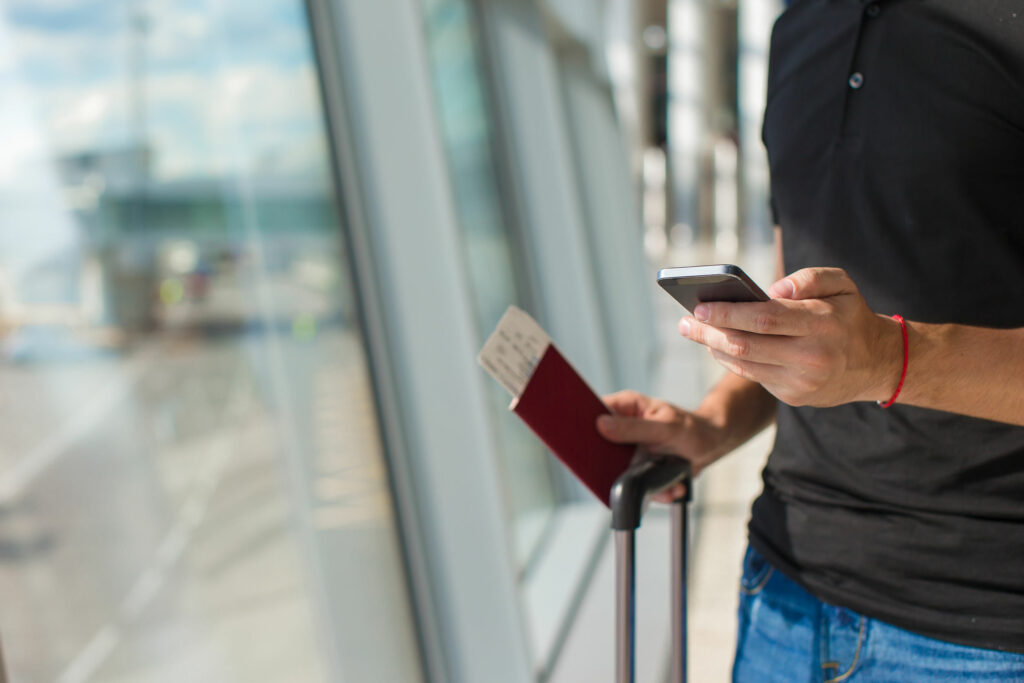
[477,306,637,507]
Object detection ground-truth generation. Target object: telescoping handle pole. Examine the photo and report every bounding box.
[610,451,692,683]
[670,489,690,683]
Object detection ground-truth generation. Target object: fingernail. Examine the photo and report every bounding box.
[694,304,709,321]
[679,319,691,337]
[770,278,795,298]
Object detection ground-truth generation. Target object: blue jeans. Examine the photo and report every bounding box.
[732,545,1024,682]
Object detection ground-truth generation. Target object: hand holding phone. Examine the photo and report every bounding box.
[659,265,907,409]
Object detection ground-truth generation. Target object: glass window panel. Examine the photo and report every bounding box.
[420,0,558,572]
[0,2,421,682]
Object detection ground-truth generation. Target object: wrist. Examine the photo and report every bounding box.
[892,321,946,408]
[867,314,907,404]
[687,375,777,466]
[683,410,731,469]
[693,388,757,459]
[694,396,729,433]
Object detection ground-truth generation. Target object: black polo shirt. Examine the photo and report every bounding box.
[750,0,1024,652]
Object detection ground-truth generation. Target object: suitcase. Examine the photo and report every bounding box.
[610,451,692,683]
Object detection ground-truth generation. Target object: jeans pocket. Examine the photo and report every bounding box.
[739,545,775,596]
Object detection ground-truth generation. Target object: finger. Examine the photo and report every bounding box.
[770,267,857,300]
[596,414,673,445]
[691,300,816,337]
[653,482,689,504]
[601,390,649,418]
[709,348,790,386]
[680,318,801,366]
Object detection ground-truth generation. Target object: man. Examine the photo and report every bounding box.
[598,0,1024,679]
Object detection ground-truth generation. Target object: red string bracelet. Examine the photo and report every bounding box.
[878,314,908,409]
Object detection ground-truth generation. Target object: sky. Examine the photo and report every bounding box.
[0,0,331,187]
[0,0,337,295]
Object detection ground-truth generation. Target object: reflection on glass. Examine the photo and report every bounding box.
[0,2,420,682]
[420,0,558,572]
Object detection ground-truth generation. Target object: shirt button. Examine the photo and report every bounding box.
[849,72,865,90]
[866,3,881,17]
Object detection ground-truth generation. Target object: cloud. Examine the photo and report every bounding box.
[0,0,335,289]
[0,23,80,282]
[148,62,329,180]
[0,0,330,182]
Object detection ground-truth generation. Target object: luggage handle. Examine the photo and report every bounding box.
[610,451,691,531]
[610,450,692,683]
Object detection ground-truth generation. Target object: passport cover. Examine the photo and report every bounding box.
[511,344,635,507]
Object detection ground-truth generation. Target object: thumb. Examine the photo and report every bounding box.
[596,414,671,446]
[771,267,856,300]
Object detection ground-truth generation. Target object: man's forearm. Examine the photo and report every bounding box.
[896,322,1024,426]
[694,372,778,460]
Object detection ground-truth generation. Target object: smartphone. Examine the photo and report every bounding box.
[656,264,769,314]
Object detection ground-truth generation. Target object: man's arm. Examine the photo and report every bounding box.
[895,321,1024,425]
[690,371,778,459]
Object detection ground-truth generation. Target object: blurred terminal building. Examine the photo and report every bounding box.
[0,0,782,681]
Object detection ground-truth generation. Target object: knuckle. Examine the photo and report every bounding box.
[726,335,750,359]
[712,305,729,327]
[717,353,748,379]
[779,386,808,406]
[723,360,744,379]
[803,349,829,371]
[610,419,633,439]
[654,422,675,443]
[754,313,775,333]
[601,416,621,432]
[834,267,858,292]
[650,403,673,421]
[793,268,814,286]
[604,391,629,409]
[824,345,845,368]
[797,375,820,395]
[818,310,840,333]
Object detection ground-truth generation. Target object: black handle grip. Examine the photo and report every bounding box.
[610,450,692,531]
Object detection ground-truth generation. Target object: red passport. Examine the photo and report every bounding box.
[511,344,635,507]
